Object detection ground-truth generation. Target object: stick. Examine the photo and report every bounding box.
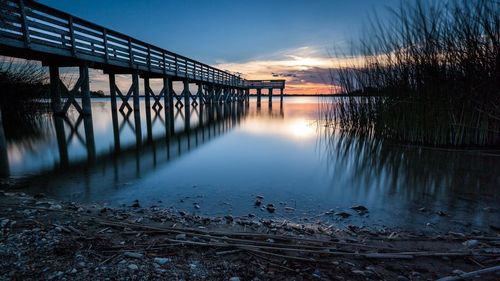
[436,265,500,281]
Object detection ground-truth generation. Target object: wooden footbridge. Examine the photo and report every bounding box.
[0,0,285,116]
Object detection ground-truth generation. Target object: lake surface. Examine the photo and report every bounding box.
[1,97,499,233]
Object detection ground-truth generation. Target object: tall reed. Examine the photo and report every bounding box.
[327,0,500,147]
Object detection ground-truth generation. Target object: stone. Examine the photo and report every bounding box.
[266,204,276,213]
[127,264,139,270]
[154,257,171,265]
[254,199,262,206]
[397,276,410,281]
[229,277,241,281]
[334,211,351,218]
[462,239,479,248]
[452,269,466,275]
[194,203,200,209]
[124,252,143,259]
[175,233,187,240]
[351,205,368,212]
[224,215,234,222]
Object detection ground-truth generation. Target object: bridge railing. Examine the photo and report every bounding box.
[0,0,243,86]
[243,80,286,89]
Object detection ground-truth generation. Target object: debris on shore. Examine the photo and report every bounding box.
[1,191,499,280]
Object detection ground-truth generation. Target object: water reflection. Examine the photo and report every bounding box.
[1,97,498,232]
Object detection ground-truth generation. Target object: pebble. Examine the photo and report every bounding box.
[194,203,200,209]
[452,269,466,275]
[462,239,479,248]
[124,252,144,259]
[334,211,351,218]
[266,204,276,213]
[351,205,368,214]
[127,264,139,270]
[175,233,187,240]
[397,276,410,281]
[224,215,234,222]
[153,257,171,265]
[70,268,77,274]
[229,277,241,281]
[254,199,262,206]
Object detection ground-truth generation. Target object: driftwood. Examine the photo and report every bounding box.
[436,265,500,281]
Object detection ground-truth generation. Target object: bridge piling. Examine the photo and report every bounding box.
[257,89,262,107]
[268,88,273,108]
[80,65,92,116]
[132,72,140,112]
[49,65,62,114]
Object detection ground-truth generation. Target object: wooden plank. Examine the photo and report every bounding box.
[25,9,68,28]
[27,19,70,36]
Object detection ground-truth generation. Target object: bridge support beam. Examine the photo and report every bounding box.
[268,88,273,107]
[49,66,62,114]
[280,88,284,103]
[257,88,262,107]
[48,64,92,116]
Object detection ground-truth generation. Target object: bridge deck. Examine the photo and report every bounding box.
[0,0,284,90]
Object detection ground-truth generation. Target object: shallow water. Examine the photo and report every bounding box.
[1,97,499,232]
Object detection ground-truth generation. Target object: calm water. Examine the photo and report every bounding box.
[1,97,499,232]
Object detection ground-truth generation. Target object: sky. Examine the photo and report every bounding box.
[40,0,401,94]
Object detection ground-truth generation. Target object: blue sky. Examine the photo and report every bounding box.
[40,0,402,94]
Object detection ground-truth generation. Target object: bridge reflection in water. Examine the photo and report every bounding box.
[11,100,283,200]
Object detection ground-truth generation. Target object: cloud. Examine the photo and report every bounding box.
[214,46,358,94]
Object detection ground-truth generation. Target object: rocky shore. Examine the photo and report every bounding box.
[0,191,499,280]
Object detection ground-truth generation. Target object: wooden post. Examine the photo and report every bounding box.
[80,65,92,116]
[268,88,273,106]
[109,73,117,111]
[53,116,69,167]
[132,72,140,111]
[280,88,284,103]
[83,115,96,162]
[144,77,152,142]
[49,65,62,114]
[257,88,261,107]
[164,77,175,136]
[0,108,10,178]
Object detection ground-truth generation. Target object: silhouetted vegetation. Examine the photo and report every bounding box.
[326,0,499,147]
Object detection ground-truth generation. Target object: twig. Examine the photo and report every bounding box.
[436,265,500,281]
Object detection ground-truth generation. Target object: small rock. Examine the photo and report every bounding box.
[334,211,351,218]
[256,195,264,200]
[49,204,62,210]
[194,203,200,209]
[351,205,368,214]
[153,257,171,265]
[452,269,466,275]
[124,252,143,259]
[224,215,234,222]
[229,277,241,281]
[397,276,410,281]
[175,233,187,240]
[266,204,276,213]
[462,239,479,248]
[70,268,77,274]
[285,207,295,211]
[254,199,262,206]
[418,207,426,212]
[352,270,365,276]
[131,201,140,208]
[34,193,46,199]
[127,264,139,270]
[437,211,447,216]
[248,213,255,218]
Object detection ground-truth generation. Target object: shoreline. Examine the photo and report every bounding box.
[1,191,499,280]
